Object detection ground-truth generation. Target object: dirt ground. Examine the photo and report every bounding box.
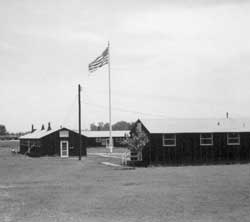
[0,142,250,222]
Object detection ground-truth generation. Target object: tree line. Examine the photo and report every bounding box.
[0,124,7,135]
[90,121,135,131]
[0,124,26,137]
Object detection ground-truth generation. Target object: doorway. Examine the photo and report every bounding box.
[60,140,69,158]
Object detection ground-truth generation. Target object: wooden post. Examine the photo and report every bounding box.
[78,84,82,160]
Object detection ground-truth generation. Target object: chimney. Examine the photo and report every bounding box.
[31,124,35,133]
[41,124,45,130]
[47,122,51,131]
[226,112,229,119]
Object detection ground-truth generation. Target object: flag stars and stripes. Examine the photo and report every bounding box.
[88,47,109,73]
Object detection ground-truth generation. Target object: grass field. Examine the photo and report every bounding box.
[0,140,19,150]
[1,141,250,222]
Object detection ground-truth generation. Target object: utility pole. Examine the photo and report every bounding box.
[78,84,82,160]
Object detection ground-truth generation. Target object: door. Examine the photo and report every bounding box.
[60,140,69,158]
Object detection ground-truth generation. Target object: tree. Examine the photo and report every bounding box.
[97,122,104,131]
[112,121,132,130]
[123,123,149,154]
[103,123,110,131]
[90,123,98,131]
[90,121,135,131]
[0,125,7,135]
[125,131,149,153]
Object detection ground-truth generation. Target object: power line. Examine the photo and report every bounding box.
[60,93,168,128]
[83,101,168,118]
[85,88,190,102]
[62,94,78,126]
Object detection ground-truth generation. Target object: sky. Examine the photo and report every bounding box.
[1,0,250,132]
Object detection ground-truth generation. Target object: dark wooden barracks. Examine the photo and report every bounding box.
[19,123,128,157]
[19,123,87,157]
[131,118,250,166]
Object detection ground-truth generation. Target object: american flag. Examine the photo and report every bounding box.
[88,47,109,73]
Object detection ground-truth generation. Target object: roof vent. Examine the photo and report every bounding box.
[217,122,220,126]
[47,122,51,131]
[31,124,35,133]
[226,112,229,119]
[41,124,45,130]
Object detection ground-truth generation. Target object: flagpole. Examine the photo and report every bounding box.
[108,41,113,153]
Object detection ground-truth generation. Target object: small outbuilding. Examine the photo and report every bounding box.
[82,130,129,147]
[130,118,250,166]
[19,124,87,157]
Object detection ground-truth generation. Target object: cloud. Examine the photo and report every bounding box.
[0,41,15,51]
[14,26,103,45]
[1,0,250,131]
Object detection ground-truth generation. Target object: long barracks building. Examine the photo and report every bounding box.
[131,118,250,166]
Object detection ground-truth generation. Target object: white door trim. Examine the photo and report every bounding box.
[60,140,69,158]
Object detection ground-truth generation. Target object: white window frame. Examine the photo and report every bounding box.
[227,133,240,145]
[162,134,176,147]
[200,133,213,146]
[59,130,69,138]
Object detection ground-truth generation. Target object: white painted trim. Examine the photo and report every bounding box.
[162,134,176,147]
[60,140,69,158]
[200,133,213,146]
[227,133,240,146]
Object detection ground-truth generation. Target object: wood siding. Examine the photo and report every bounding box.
[130,120,250,166]
[19,128,87,157]
[149,132,250,165]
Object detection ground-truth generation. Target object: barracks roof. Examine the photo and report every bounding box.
[19,128,60,139]
[81,130,129,138]
[140,118,250,134]
[20,129,129,140]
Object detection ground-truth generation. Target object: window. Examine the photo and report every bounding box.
[59,130,69,138]
[162,134,176,146]
[101,138,106,146]
[200,133,213,146]
[227,133,240,145]
[115,137,123,143]
[96,137,102,143]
